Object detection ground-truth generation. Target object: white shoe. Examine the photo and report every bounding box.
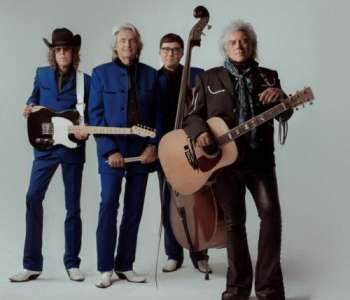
[162,259,181,272]
[115,270,146,283]
[9,269,41,282]
[197,259,212,274]
[67,268,84,281]
[95,271,113,288]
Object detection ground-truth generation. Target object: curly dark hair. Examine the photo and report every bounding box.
[47,46,80,69]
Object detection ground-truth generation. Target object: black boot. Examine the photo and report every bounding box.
[221,290,250,300]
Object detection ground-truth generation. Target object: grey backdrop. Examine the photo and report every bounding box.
[0,0,349,299]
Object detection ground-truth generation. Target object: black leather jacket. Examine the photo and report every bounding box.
[183,66,293,170]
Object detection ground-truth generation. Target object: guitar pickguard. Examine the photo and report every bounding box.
[51,116,77,148]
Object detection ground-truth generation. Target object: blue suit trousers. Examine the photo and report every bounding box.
[96,170,148,272]
[23,156,83,271]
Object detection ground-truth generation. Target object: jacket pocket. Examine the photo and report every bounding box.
[207,85,226,95]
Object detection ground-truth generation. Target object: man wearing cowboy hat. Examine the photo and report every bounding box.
[9,28,90,283]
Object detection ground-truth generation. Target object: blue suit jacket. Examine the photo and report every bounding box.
[88,61,162,174]
[27,66,91,163]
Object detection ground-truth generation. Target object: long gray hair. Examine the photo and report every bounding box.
[111,23,143,59]
[220,20,258,59]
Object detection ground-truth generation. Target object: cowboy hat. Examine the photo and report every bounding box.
[43,28,81,48]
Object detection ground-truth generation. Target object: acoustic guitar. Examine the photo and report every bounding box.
[159,87,314,195]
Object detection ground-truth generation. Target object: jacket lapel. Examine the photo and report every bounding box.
[59,72,76,94]
[112,62,128,91]
[46,68,58,96]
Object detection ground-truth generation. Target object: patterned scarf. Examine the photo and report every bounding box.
[224,58,258,149]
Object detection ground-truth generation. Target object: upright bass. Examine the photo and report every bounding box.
[158,6,226,261]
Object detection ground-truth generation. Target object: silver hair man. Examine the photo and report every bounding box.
[111,23,143,59]
[220,20,258,59]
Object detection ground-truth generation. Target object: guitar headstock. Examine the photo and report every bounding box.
[286,87,315,109]
[188,6,211,48]
[131,125,156,138]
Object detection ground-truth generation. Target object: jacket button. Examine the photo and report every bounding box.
[120,89,125,94]
[120,106,125,111]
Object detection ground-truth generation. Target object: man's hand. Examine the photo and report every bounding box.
[73,125,89,140]
[23,105,33,118]
[140,145,157,164]
[258,88,284,104]
[196,132,212,147]
[108,152,125,168]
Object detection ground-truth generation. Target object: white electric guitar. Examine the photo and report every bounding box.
[27,106,156,150]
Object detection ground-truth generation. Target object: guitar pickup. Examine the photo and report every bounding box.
[41,122,53,135]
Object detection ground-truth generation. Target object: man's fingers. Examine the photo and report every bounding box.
[108,157,124,168]
[258,90,269,100]
[272,92,281,102]
[196,132,212,147]
[23,107,33,118]
[259,88,283,104]
[202,135,212,147]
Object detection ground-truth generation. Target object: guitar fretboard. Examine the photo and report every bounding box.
[216,102,287,145]
[68,126,131,135]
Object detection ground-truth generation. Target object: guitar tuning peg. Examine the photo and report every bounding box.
[296,107,299,111]
[208,25,212,30]
[310,102,313,105]
[201,32,206,36]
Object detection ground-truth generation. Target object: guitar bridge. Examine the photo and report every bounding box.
[184,139,199,170]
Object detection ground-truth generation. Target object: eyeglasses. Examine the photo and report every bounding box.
[160,47,182,54]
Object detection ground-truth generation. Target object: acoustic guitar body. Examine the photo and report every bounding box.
[159,117,238,195]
